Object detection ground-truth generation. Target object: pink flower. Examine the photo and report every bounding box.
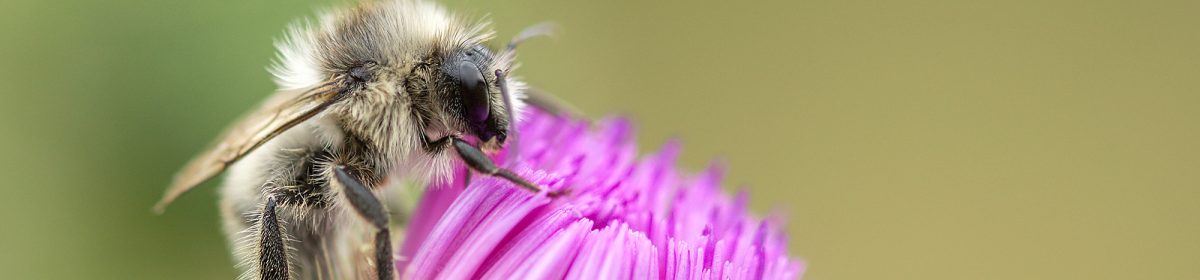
[396,110,805,279]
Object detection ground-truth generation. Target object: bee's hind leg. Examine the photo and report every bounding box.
[333,166,394,280]
[257,197,291,280]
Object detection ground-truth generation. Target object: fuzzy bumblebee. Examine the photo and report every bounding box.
[154,1,563,279]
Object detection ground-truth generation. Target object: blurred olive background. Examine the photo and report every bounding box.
[2,0,1197,279]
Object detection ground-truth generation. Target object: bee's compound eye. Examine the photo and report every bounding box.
[448,61,490,124]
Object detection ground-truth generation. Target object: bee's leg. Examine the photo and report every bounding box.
[258,197,291,280]
[463,168,473,189]
[333,166,394,280]
[451,137,567,197]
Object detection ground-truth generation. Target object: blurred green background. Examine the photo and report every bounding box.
[2,0,1197,279]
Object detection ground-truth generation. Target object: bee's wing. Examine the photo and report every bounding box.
[154,83,344,213]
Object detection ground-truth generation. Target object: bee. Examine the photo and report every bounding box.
[153,1,568,279]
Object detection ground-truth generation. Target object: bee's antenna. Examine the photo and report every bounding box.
[498,22,572,166]
[505,22,556,54]
[496,69,520,165]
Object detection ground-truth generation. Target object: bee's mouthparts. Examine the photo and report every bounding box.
[480,136,503,153]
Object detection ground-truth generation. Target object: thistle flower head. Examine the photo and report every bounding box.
[396,109,805,279]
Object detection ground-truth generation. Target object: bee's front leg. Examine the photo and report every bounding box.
[451,137,568,197]
[333,166,394,280]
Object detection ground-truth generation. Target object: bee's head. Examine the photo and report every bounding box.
[380,42,516,153]
[273,0,523,161]
[427,44,511,150]
[328,42,516,154]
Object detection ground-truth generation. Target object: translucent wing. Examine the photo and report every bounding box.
[154,83,343,213]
